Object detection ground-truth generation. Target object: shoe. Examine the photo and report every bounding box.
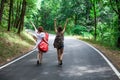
[37,60,39,65]
[59,60,62,65]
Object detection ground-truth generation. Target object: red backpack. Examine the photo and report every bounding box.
[38,32,49,52]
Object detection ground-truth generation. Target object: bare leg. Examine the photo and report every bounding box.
[37,51,43,64]
[57,48,64,65]
[39,51,43,63]
[60,48,64,61]
[57,49,60,63]
[37,53,40,62]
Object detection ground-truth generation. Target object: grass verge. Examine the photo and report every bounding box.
[0,29,35,65]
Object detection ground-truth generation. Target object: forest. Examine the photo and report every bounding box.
[0,0,120,48]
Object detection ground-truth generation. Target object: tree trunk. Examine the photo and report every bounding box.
[115,0,120,47]
[17,0,26,34]
[110,0,120,47]
[117,0,120,47]
[0,0,5,24]
[117,12,120,47]
[93,3,97,40]
[85,0,91,23]
[7,0,13,31]
[74,14,78,26]
[14,1,21,28]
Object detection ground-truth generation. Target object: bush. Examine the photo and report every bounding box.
[72,25,87,35]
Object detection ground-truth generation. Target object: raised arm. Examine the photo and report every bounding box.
[30,21,37,41]
[54,19,57,33]
[62,18,69,33]
[30,21,37,32]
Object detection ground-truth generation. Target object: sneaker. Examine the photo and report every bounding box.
[37,60,39,65]
[59,60,62,65]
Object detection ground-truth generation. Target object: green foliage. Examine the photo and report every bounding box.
[72,25,87,35]
[65,20,74,35]
[95,22,117,47]
[0,0,120,48]
[90,5,100,18]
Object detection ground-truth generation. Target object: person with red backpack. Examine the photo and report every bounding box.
[31,22,49,65]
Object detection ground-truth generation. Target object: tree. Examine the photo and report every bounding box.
[110,0,120,47]
[14,0,22,29]
[0,0,6,24]
[7,0,13,31]
[17,0,26,34]
[90,0,101,40]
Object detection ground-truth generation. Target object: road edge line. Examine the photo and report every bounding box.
[0,50,35,70]
[80,40,120,79]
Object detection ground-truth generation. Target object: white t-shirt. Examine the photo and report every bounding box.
[33,31,45,51]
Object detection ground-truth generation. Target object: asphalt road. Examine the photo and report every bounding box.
[0,34,120,80]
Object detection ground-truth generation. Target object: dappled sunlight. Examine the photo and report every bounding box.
[84,67,110,73]
[0,0,120,79]
[61,65,111,77]
[42,71,49,75]
[0,31,35,64]
[2,31,34,47]
[65,44,81,48]
[29,64,113,79]
[49,34,75,40]
[29,59,36,62]
[48,34,55,40]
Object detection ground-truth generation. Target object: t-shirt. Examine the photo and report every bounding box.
[33,31,45,51]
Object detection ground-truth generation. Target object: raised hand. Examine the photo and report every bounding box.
[54,18,57,33]
[66,18,70,22]
[30,21,38,32]
[54,18,57,21]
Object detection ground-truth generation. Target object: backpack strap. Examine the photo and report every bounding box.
[45,32,49,41]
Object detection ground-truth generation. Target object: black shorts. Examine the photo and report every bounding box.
[58,44,64,49]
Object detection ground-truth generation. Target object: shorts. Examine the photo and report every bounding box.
[57,44,64,49]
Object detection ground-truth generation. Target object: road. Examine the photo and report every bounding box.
[0,34,120,80]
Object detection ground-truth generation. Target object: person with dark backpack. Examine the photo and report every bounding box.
[53,18,69,65]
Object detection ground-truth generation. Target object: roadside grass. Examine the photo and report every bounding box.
[0,28,35,65]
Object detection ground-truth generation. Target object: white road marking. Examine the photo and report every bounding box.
[80,40,120,79]
[0,50,35,70]
[0,35,120,79]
